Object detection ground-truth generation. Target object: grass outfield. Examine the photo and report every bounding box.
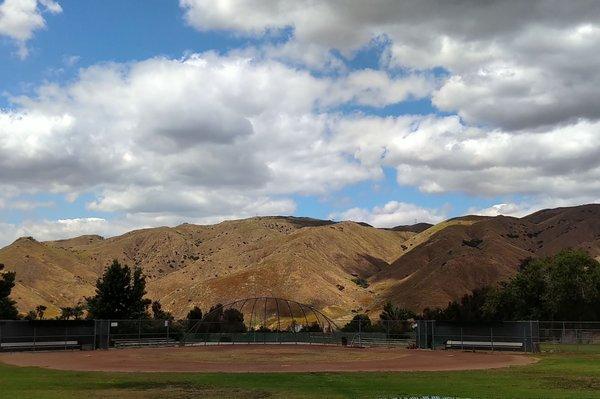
[0,352,599,399]
[540,342,600,354]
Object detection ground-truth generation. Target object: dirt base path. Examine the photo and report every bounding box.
[0,345,537,373]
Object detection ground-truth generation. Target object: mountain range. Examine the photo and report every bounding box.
[1,204,599,321]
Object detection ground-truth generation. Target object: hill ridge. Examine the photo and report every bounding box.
[1,205,599,320]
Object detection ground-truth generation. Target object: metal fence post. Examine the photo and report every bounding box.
[93,320,97,349]
[529,320,533,353]
[490,327,494,352]
[461,327,464,350]
[138,319,141,346]
[386,320,389,347]
[33,325,37,351]
[358,317,362,347]
[431,321,435,350]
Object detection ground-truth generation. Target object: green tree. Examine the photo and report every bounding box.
[86,260,151,319]
[58,302,85,320]
[379,301,416,321]
[221,308,246,333]
[0,271,19,319]
[438,287,493,322]
[24,310,38,320]
[422,250,600,322]
[200,303,223,333]
[484,250,600,320]
[299,322,322,332]
[35,304,47,320]
[186,306,203,320]
[151,300,173,320]
[341,314,376,332]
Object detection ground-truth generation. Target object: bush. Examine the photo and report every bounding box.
[462,238,483,248]
[351,277,369,288]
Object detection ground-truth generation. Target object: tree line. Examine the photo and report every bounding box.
[342,249,600,330]
[421,249,600,322]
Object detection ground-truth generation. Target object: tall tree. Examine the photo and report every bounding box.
[186,306,203,320]
[379,301,416,321]
[485,250,600,321]
[341,314,375,332]
[35,305,47,320]
[86,260,151,319]
[151,300,173,320]
[221,308,246,333]
[59,302,85,320]
[423,250,600,322]
[0,271,19,319]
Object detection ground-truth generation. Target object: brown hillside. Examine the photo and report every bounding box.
[1,205,599,320]
[372,204,600,313]
[1,217,412,319]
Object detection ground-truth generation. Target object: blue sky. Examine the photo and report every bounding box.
[0,1,598,244]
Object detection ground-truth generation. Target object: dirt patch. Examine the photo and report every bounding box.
[0,344,537,373]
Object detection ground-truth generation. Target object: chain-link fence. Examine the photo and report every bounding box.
[415,320,539,352]
[2,318,600,353]
[0,320,96,351]
[538,321,600,353]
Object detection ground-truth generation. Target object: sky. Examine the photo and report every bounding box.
[1,0,600,245]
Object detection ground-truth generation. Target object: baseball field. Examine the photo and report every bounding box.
[0,345,599,398]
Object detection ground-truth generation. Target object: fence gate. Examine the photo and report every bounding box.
[94,320,110,349]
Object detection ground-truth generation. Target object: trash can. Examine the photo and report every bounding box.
[341,336,348,346]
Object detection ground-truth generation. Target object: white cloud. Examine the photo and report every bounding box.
[17,217,115,240]
[0,0,61,58]
[1,52,432,235]
[0,218,116,245]
[470,196,600,218]
[3,51,600,237]
[331,115,600,198]
[470,203,532,218]
[0,198,297,246]
[180,1,600,130]
[330,201,446,228]
[4,2,600,242]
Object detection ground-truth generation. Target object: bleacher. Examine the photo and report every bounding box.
[112,338,178,348]
[445,340,524,351]
[0,340,80,351]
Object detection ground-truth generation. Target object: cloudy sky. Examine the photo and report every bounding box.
[0,0,599,245]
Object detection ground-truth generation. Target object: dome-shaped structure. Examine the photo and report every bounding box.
[188,297,338,336]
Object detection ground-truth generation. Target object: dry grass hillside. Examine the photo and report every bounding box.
[0,217,412,319]
[1,205,599,320]
[371,204,600,314]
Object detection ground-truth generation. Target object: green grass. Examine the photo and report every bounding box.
[540,342,600,354]
[1,352,600,399]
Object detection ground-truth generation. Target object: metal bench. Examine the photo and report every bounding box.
[445,340,523,351]
[0,340,80,351]
[112,338,178,348]
[349,336,413,348]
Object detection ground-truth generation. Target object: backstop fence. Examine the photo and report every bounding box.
[416,320,539,352]
[1,318,600,353]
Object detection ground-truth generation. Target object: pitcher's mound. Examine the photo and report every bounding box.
[0,345,536,373]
